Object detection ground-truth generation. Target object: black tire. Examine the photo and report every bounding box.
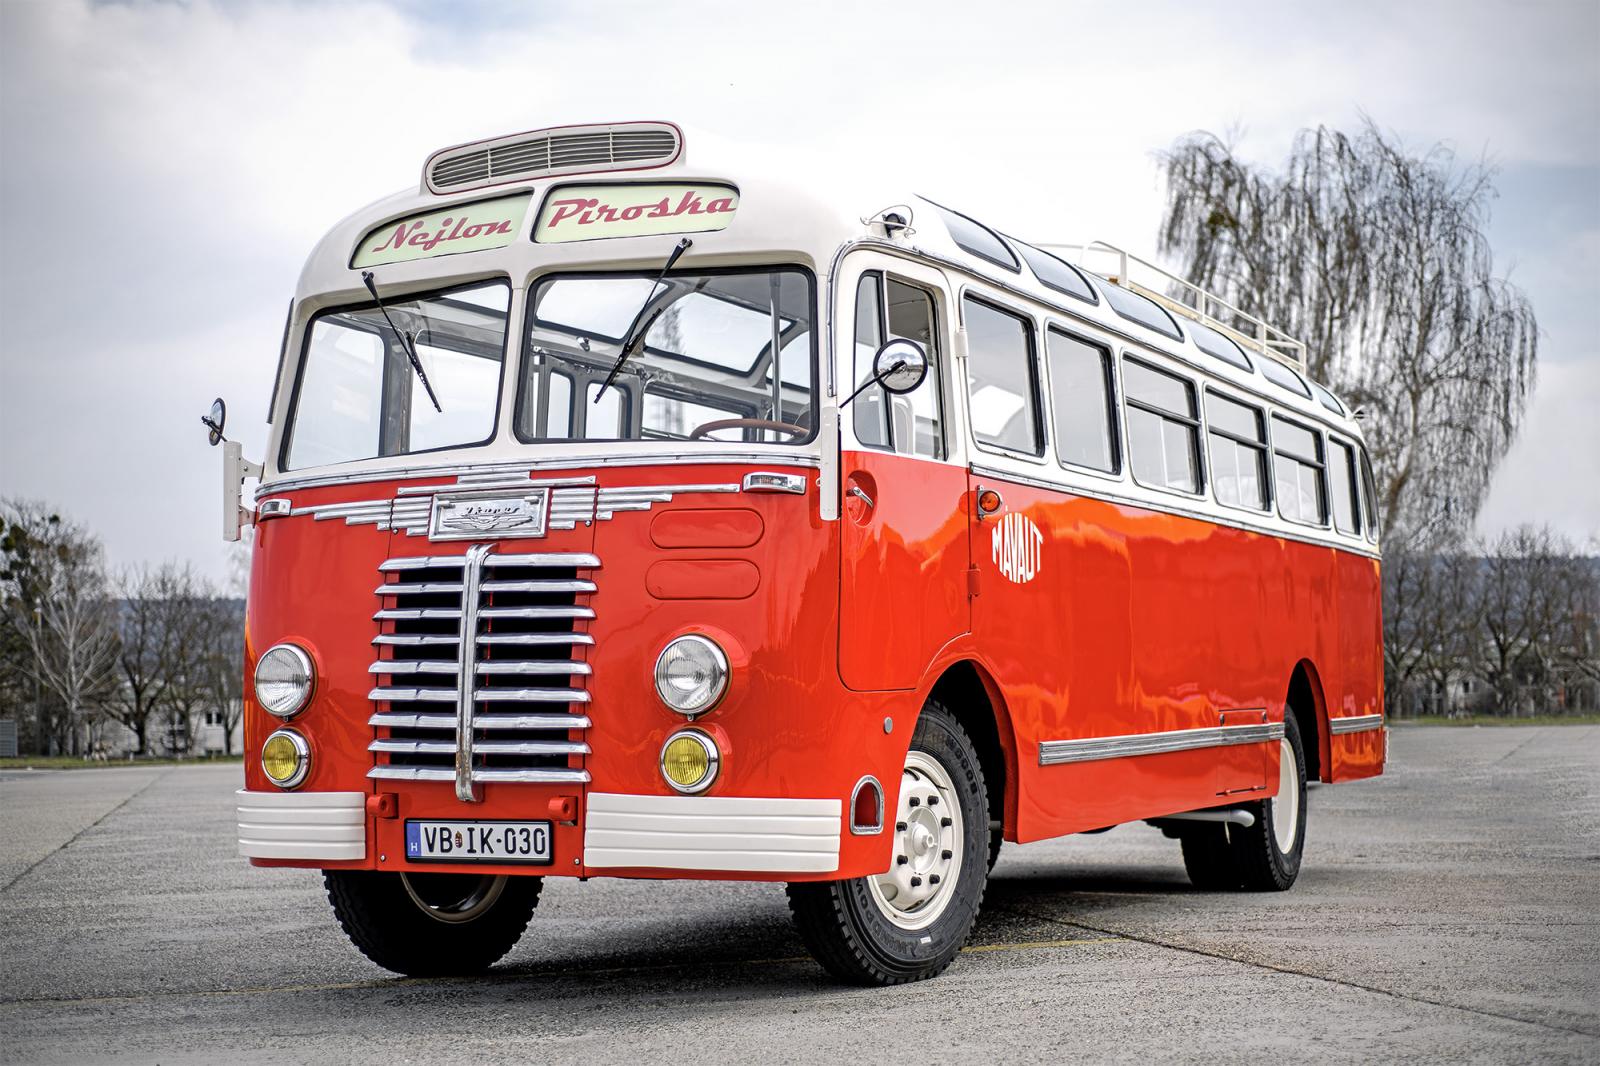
[787,700,989,986]
[1180,824,1242,890]
[1178,713,1308,892]
[324,870,541,976]
[1233,711,1308,891]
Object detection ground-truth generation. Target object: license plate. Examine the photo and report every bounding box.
[404,819,552,865]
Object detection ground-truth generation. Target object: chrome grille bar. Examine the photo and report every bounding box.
[370,548,597,796]
[454,544,492,803]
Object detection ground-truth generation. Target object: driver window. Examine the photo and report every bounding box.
[851,272,945,460]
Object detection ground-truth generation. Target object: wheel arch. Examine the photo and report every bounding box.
[1287,658,1328,783]
[926,659,1019,842]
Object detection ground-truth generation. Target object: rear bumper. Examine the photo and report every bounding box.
[583,792,842,873]
[237,789,365,861]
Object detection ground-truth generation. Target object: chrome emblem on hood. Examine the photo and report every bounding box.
[429,490,549,541]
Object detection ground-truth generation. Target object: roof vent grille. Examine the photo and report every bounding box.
[425,122,680,194]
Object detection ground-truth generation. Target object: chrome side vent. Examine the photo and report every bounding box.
[425,122,680,194]
[368,551,600,798]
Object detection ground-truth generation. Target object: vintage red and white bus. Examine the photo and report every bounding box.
[219,121,1385,985]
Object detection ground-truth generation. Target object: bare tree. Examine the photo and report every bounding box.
[0,501,118,754]
[1158,119,1537,542]
[108,564,197,754]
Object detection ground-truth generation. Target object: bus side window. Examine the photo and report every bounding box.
[1046,328,1118,474]
[1328,438,1361,535]
[1122,356,1201,494]
[852,273,889,450]
[853,273,945,459]
[963,296,1043,456]
[1271,415,1329,526]
[1359,444,1381,542]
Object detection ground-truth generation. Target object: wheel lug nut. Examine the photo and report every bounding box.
[940,817,952,827]
[929,874,940,885]
[941,849,952,859]
[910,876,922,887]
[896,821,908,831]
[927,796,939,806]
[908,797,920,807]
[896,855,908,865]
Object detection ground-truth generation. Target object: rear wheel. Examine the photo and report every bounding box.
[787,700,989,985]
[324,870,541,976]
[1180,713,1308,892]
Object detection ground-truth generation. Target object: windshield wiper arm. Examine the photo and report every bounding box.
[361,270,442,413]
[593,237,692,403]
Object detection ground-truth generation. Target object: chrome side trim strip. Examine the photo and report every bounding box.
[1329,713,1385,735]
[261,453,821,497]
[1038,721,1285,766]
[454,544,492,802]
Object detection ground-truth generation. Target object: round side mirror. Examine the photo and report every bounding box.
[203,397,227,447]
[873,339,929,395]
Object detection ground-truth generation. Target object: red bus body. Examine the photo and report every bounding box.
[234,123,1384,899]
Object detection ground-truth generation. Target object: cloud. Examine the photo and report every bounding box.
[2,0,1596,580]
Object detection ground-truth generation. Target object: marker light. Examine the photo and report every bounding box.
[653,635,729,716]
[261,729,310,789]
[660,730,720,794]
[254,643,314,718]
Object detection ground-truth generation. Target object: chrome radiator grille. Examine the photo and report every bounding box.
[368,550,598,800]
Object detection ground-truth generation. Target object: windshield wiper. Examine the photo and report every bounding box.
[361,270,442,412]
[593,237,692,403]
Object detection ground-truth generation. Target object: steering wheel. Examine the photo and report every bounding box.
[687,418,808,441]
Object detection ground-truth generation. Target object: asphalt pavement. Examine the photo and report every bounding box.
[1,725,1596,1064]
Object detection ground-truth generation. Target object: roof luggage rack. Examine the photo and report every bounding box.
[1039,241,1307,370]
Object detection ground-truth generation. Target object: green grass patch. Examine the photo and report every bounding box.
[1391,714,1600,727]
[0,754,244,770]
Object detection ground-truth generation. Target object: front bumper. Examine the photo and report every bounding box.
[583,792,842,873]
[236,789,365,861]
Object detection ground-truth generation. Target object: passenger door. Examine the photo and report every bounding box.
[838,255,971,691]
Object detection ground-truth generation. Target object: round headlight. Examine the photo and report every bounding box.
[653,635,729,716]
[261,729,310,789]
[660,730,720,794]
[254,643,313,718]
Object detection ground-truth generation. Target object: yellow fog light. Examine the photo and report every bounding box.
[261,729,310,789]
[660,730,719,794]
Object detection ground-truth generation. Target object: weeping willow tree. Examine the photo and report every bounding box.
[1157,120,1537,543]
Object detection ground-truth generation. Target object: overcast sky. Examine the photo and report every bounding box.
[1,0,1596,584]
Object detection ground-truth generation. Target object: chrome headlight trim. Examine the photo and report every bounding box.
[261,728,311,790]
[254,643,314,719]
[652,634,730,716]
[659,729,720,795]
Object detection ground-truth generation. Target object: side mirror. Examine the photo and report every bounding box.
[202,397,227,446]
[873,339,928,394]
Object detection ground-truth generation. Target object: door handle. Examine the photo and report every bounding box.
[847,484,875,509]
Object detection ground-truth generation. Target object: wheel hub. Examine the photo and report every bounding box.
[868,750,964,930]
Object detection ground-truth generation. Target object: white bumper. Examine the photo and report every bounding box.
[237,789,366,861]
[584,792,842,873]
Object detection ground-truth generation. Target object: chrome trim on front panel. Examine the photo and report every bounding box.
[262,453,821,497]
[1038,721,1286,766]
[1329,713,1385,735]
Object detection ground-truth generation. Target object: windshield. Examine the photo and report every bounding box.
[518,268,816,445]
[283,281,509,470]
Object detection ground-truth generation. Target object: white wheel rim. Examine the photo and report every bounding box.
[1271,737,1299,853]
[867,750,964,930]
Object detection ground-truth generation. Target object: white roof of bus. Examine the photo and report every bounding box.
[294,121,1361,439]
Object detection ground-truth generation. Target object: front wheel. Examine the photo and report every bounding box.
[787,700,989,985]
[324,870,541,976]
